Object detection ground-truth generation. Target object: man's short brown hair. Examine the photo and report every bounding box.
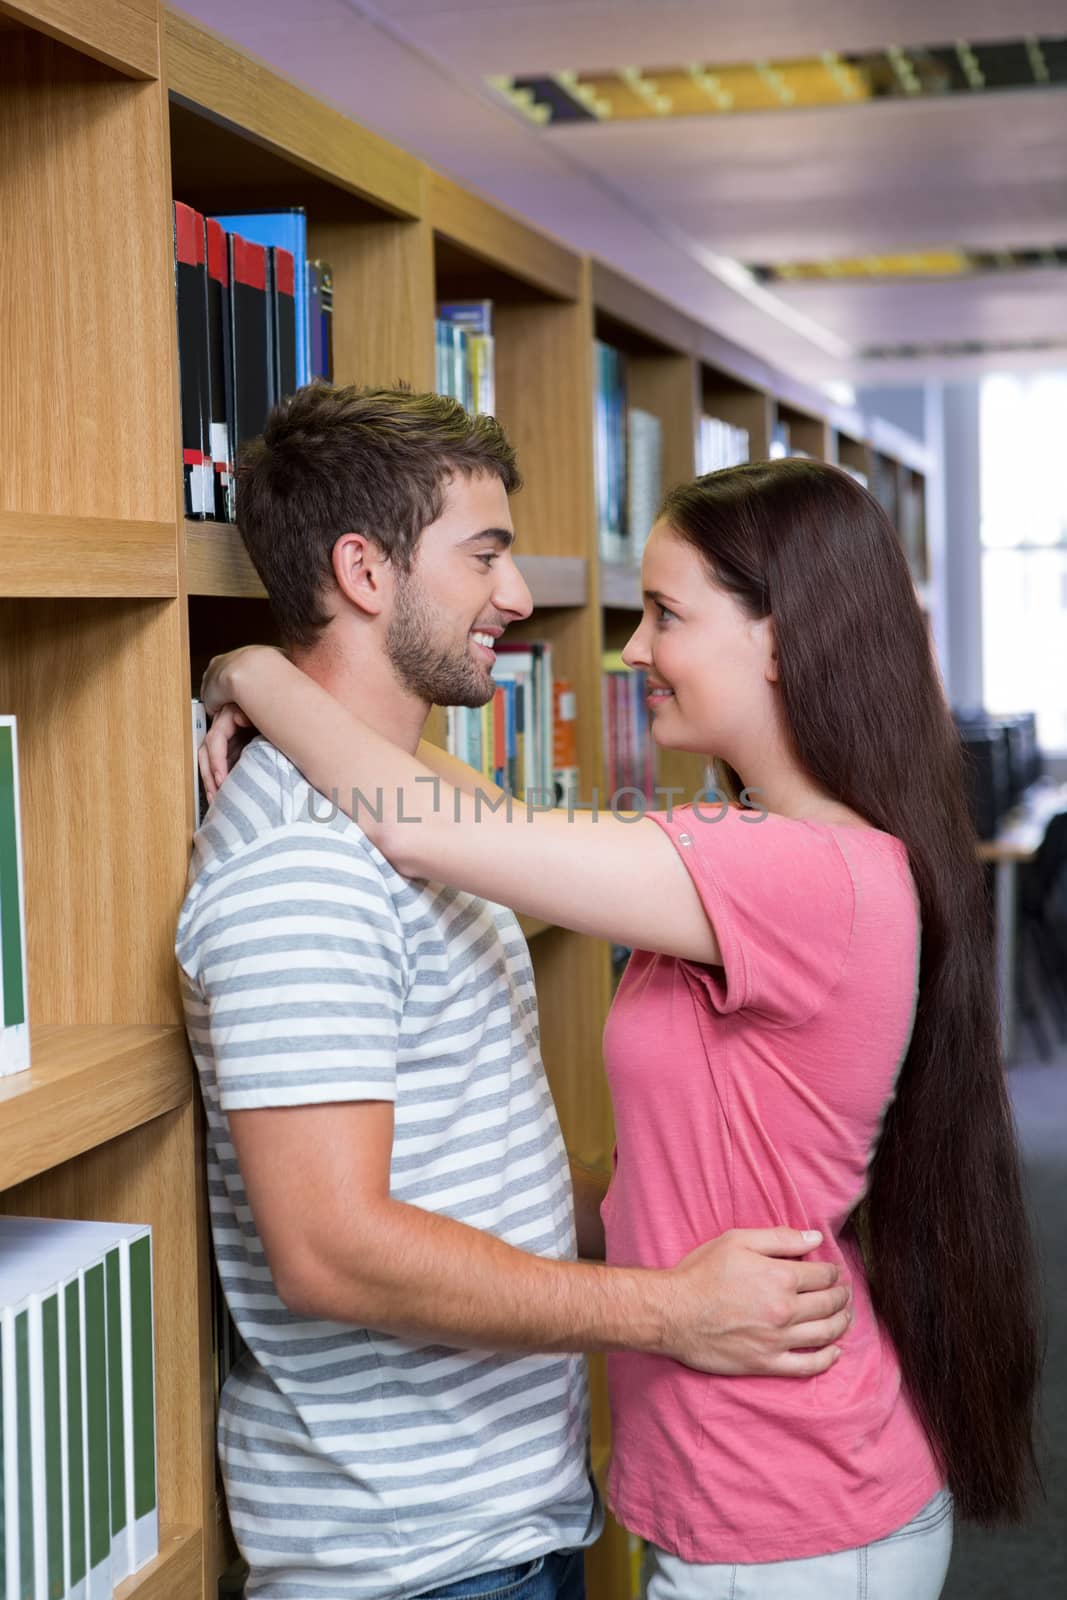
[236,384,522,649]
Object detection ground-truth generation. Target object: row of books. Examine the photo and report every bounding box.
[435,301,495,415]
[174,204,333,522]
[445,646,579,804]
[0,1217,157,1600]
[0,717,29,1077]
[698,415,750,476]
[602,653,656,802]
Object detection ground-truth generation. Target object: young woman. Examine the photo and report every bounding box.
[200,459,1040,1599]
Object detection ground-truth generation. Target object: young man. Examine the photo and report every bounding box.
[176,386,850,1600]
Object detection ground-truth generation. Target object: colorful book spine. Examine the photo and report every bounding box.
[552,680,580,805]
[0,717,29,1077]
[173,203,213,519]
[205,220,235,522]
[594,341,628,563]
[306,261,334,383]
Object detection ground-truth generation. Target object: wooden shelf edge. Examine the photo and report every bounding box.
[429,171,581,303]
[515,555,587,609]
[115,1524,202,1600]
[516,914,552,941]
[0,511,177,598]
[4,0,159,80]
[184,520,266,600]
[0,1025,193,1191]
[164,10,423,220]
[187,526,587,609]
[599,563,642,611]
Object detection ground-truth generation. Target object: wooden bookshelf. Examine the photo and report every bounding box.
[0,1025,192,1190]
[0,8,938,1600]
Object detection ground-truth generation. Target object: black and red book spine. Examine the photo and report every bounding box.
[173,203,212,518]
[205,219,235,522]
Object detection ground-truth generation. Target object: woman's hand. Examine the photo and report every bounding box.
[199,703,255,804]
[200,644,279,717]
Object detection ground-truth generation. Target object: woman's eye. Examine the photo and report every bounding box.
[478,553,498,568]
[656,603,676,622]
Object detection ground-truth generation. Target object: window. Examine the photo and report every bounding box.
[980,373,1067,752]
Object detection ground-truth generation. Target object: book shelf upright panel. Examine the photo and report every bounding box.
[0,10,216,1596]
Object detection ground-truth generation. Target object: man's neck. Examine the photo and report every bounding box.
[292,641,427,755]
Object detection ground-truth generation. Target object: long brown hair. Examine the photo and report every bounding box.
[661,457,1041,1523]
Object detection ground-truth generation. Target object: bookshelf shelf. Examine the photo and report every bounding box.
[115,1525,202,1600]
[185,521,266,600]
[0,511,178,598]
[600,563,643,611]
[516,914,553,942]
[186,521,588,610]
[0,1025,193,1191]
[515,556,587,609]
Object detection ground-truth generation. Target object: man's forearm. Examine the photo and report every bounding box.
[285,1193,665,1354]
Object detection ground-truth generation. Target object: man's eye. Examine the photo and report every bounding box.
[478,553,499,567]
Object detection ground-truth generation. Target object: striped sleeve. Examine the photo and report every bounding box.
[180,826,406,1112]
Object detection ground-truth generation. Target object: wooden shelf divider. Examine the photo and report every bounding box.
[0,1025,193,1191]
[114,1525,202,1600]
[0,511,178,598]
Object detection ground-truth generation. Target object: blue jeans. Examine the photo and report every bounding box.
[641,1489,953,1599]
[413,1549,585,1600]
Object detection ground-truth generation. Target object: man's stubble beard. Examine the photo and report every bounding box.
[385,570,494,709]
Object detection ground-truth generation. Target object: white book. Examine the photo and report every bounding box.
[0,1256,70,1599]
[0,1220,158,1588]
[1,1294,28,1600]
[192,700,208,829]
[0,717,30,1077]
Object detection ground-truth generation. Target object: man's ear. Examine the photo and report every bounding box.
[331,533,391,617]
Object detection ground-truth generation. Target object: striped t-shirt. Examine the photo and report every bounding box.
[175,738,599,1599]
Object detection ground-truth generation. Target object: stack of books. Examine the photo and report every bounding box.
[435,301,495,415]
[174,203,334,522]
[446,643,556,802]
[0,1217,158,1598]
[698,416,749,475]
[0,716,29,1077]
[594,341,629,563]
[602,653,656,803]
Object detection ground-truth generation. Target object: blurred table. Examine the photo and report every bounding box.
[978,780,1067,1060]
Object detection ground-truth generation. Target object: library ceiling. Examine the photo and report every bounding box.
[176,0,1067,381]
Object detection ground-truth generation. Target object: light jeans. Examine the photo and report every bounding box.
[640,1489,953,1600]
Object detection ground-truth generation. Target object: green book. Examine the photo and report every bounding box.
[0,716,30,1076]
[0,1217,158,1594]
